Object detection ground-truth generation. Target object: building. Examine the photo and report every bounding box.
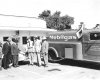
[0,15,56,52]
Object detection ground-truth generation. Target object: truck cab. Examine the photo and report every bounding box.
[82,29,100,62]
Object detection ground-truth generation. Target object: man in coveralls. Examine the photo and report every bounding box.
[41,36,49,67]
[34,36,42,67]
[27,37,34,65]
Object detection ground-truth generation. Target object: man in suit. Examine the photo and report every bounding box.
[11,38,19,67]
[41,36,49,67]
[0,42,3,70]
[2,37,12,69]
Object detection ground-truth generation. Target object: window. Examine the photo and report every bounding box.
[90,32,100,40]
[3,37,8,41]
[22,36,27,44]
[30,36,34,41]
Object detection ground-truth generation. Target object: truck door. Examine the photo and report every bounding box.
[83,32,100,61]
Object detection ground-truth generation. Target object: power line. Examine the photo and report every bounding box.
[0,13,40,19]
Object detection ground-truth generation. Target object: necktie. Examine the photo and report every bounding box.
[29,42,30,46]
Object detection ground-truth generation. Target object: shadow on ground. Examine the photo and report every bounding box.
[18,59,100,70]
[18,61,42,66]
[18,61,30,65]
[49,59,100,70]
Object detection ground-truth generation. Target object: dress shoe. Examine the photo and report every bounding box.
[0,67,2,70]
[44,64,48,67]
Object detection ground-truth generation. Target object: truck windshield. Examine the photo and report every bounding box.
[90,32,100,40]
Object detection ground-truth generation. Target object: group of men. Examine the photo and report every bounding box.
[27,36,49,67]
[0,37,19,70]
[0,35,49,71]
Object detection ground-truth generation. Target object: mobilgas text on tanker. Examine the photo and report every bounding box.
[49,35,77,41]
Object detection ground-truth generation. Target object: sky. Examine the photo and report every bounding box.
[0,0,100,29]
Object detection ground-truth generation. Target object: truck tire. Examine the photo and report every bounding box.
[48,49,57,61]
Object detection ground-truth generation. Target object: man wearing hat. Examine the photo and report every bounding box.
[41,36,49,67]
[0,42,3,70]
[2,37,12,69]
[11,38,19,67]
[27,37,34,65]
[34,36,42,67]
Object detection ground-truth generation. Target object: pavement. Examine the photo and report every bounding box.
[0,61,100,80]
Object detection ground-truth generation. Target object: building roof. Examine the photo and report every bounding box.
[0,15,46,28]
[0,15,57,32]
[0,26,57,32]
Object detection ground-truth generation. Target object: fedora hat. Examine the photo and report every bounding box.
[42,36,46,40]
[7,37,12,41]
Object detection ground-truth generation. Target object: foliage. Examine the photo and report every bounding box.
[38,10,74,30]
[38,10,51,19]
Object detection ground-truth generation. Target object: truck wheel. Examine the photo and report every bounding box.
[48,49,57,61]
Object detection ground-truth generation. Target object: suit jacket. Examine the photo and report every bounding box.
[2,42,11,55]
[11,43,19,55]
[41,41,49,53]
[0,47,2,58]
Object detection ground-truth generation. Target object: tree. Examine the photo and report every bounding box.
[38,10,74,30]
[60,15,74,29]
[38,10,51,20]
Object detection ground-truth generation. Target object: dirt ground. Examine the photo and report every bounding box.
[0,59,100,80]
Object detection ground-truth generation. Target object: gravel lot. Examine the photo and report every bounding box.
[0,59,100,80]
